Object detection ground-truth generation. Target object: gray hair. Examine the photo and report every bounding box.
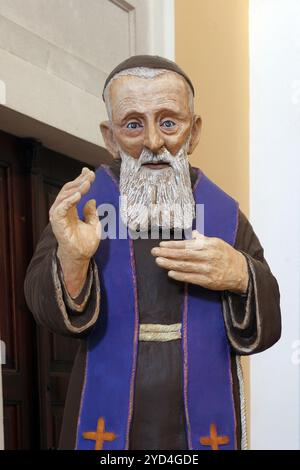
[103,66,194,121]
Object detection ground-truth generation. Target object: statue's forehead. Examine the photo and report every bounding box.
[109,72,190,111]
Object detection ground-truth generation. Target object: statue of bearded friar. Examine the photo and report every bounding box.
[24,54,281,450]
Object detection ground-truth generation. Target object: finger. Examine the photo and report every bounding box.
[53,191,81,220]
[159,238,207,250]
[62,170,86,189]
[61,167,94,191]
[50,171,95,214]
[151,247,210,261]
[52,184,85,209]
[155,257,209,274]
[192,230,205,240]
[51,178,94,214]
[60,178,93,202]
[167,270,209,285]
[84,199,99,227]
[63,166,91,188]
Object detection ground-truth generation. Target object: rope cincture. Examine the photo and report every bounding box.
[139,323,182,342]
[236,355,248,450]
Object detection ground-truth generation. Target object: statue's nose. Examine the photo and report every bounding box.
[143,123,165,154]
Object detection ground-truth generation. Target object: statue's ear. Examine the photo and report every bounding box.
[187,115,202,155]
[100,121,119,159]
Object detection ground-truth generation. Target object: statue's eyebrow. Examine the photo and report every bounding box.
[118,105,185,123]
[120,109,144,120]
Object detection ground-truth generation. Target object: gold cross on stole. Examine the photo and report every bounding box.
[199,423,230,450]
[82,417,117,450]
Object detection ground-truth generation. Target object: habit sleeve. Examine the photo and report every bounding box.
[24,223,100,338]
[222,210,281,355]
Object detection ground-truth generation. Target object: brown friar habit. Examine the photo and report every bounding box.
[24,158,281,450]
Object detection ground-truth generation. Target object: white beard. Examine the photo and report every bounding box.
[118,141,195,232]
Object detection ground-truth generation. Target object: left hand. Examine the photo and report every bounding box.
[151,230,249,294]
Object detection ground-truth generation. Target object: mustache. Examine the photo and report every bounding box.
[136,148,176,169]
[117,134,191,169]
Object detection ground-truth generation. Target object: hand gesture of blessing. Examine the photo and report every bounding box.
[49,167,101,298]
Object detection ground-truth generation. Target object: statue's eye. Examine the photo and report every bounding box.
[127,122,141,129]
[161,120,176,128]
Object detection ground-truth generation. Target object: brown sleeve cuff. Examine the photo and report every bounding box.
[51,248,101,334]
[55,248,94,313]
[222,255,258,355]
[222,251,281,355]
[223,252,253,330]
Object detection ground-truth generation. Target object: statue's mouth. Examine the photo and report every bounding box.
[141,162,171,170]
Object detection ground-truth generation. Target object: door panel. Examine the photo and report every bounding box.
[0,131,38,449]
[24,140,94,449]
[0,130,95,448]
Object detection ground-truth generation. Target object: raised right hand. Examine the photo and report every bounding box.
[49,167,101,297]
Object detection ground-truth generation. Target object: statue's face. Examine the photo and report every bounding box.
[108,71,194,163]
[100,70,201,231]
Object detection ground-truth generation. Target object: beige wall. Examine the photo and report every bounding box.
[0,0,164,165]
[175,0,250,444]
[175,0,249,214]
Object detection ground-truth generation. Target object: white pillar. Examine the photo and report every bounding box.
[147,0,175,60]
[249,0,300,449]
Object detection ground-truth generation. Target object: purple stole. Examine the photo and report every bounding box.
[75,164,239,450]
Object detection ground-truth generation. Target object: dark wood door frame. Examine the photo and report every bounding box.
[0,131,39,449]
[0,130,96,448]
[22,138,94,449]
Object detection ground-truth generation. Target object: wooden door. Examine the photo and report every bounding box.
[0,130,38,449]
[23,140,94,449]
[0,130,94,448]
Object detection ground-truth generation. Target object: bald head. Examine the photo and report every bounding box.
[103,67,194,122]
[102,54,195,101]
